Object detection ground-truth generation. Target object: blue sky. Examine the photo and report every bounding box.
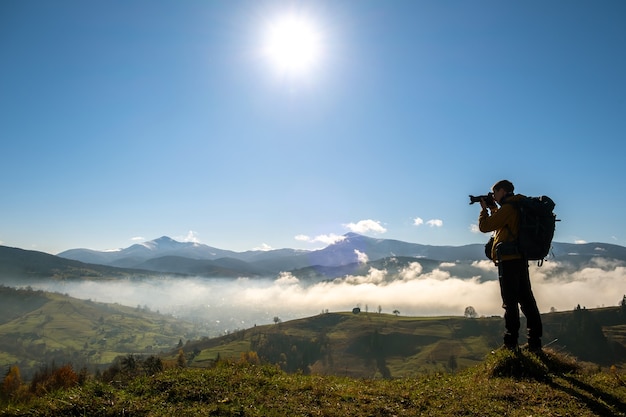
[1,0,625,255]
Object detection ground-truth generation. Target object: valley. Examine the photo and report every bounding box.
[2,234,626,380]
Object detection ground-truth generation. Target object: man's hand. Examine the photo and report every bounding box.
[480,198,488,210]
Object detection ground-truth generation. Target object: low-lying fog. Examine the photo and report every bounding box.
[23,257,626,337]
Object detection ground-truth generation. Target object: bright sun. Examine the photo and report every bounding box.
[262,13,323,78]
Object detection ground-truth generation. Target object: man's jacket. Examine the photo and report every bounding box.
[478,194,525,262]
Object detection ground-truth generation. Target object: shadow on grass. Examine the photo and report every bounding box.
[486,348,626,416]
[547,374,626,417]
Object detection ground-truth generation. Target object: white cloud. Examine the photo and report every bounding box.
[344,219,387,234]
[179,230,200,243]
[470,224,480,233]
[254,243,273,251]
[427,219,443,227]
[131,236,145,242]
[414,218,443,228]
[275,271,300,285]
[471,260,495,271]
[399,262,423,280]
[341,267,386,285]
[295,233,346,245]
[530,261,626,311]
[355,249,369,264]
[313,234,346,245]
[575,239,587,244]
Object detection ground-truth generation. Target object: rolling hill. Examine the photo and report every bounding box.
[2,283,625,387]
[172,306,626,379]
[0,286,196,379]
[0,245,166,283]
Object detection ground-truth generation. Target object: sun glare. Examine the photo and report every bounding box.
[262,13,323,78]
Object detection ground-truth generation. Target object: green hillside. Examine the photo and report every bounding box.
[0,286,195,379]
[0,245,165,282]
[174,307,626,378]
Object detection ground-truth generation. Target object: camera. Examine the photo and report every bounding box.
[469,192,495,206]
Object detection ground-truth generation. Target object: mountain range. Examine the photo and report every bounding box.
[2,233,625,282]
[59,233,626,269]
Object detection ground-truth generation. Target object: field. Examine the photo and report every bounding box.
[3,348,626,416]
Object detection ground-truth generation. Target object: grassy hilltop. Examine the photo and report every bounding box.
[2,348,626,416]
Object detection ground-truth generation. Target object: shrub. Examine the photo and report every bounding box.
[30,364,78,396]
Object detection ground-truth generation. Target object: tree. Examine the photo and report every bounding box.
[378,305,382,314]
[30,364,78,395]
[177,349,187,368]
[143,355,163,375]
[392,309,400,316]
[121,354,139,375]
[1,365,22,401]
[447,355,458,373]
[273,316,282,324]
[464,306,478,318]
[50,365,78,391]
[239,351,260,365]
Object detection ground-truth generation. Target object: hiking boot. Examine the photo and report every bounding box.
[504,343,520,353]
[522,339,542,354]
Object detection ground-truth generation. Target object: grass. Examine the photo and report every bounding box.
[194,340,251,364]
[0,290,196,378]
[3,349,626,416]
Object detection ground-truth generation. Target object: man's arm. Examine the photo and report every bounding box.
[479,203,512,233]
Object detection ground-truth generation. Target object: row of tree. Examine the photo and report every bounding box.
[0,349,190,406]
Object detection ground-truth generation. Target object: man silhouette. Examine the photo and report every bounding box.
[479,180,542,352]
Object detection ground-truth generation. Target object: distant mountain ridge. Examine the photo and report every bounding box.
[2,234,625,281]
[55,233,626,278]
[56,233,490,276]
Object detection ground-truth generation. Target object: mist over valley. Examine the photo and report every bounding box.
[2,234,626,336]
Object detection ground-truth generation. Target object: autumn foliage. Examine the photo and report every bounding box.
[30,364,79,396]
[1,363,80,404]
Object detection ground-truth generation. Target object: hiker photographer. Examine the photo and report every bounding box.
[477,179,543,352]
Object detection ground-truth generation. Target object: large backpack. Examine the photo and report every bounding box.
[509,196,558,265]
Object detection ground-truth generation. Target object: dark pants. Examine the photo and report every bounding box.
[498,258,542,347]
